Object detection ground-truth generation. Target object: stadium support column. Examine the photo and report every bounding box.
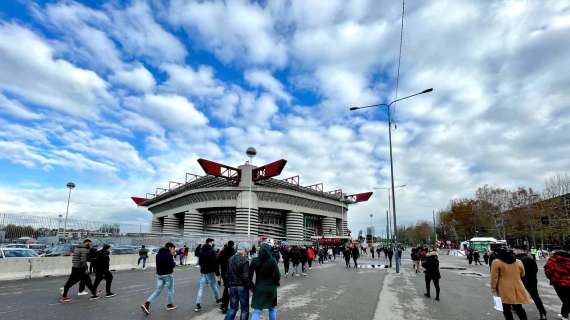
[286,212,304,242]
[321,216,337,236]
[162,215,180,235]
[236,163,259,237]
[342,211,349,237]
[184,209,203,236]
[151,217,162,234]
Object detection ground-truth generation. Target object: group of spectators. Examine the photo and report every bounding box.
[140,238,280,320]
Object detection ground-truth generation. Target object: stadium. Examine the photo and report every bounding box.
[131,154,372,244]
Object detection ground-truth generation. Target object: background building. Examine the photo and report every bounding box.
[132,158,372,244]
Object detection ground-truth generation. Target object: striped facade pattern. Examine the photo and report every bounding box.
[342,220,349,236]
[162,215,181,234]
[321,216,337,236]
[285,212,304,242]
[235,207,259,235]
[184,210,203,236]
[151,218,162,233]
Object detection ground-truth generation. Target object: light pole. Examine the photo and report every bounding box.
[246,147,256,239]
[374,184,406,242]
[352,88,433,241]
[63,182,75,242]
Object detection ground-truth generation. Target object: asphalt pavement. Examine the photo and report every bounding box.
[0,253,563,320]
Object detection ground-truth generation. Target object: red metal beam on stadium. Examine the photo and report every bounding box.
[346,191,373,203]
[252,159,287,182]
[197,159,241,181]
[131,197,147,206]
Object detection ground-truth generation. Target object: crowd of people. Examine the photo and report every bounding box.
[56,237,569,320]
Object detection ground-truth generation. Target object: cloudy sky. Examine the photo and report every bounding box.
[0,1,568,235]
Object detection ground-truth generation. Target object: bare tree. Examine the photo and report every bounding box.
[543,173,570,198]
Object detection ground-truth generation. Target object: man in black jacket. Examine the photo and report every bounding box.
[422,251,441,301]
[223,247,250,320]
[194,238,221,312]
[141,242,177,315]
[93,244,115,298]
[218,241,236,313]
[60,239,99,302]
[515,248,547,319]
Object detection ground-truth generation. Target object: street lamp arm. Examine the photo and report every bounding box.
[388,88,433,107]
[349,103,388,111]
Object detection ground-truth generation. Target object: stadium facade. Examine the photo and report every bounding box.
[132,158,372,243]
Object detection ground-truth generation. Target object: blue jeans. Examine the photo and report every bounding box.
[224,287,249,320]
[147,274,174,305]
[395,257,401,273]
[195,273,220,305]
[251,307,276,320]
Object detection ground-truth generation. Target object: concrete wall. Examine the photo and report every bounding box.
[0,255,197,282]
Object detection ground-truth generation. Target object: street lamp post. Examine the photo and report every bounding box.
[374,184,406,242]
[63,182,75,242]
[352,88,433,242]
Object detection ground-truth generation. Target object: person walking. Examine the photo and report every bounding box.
[395,244,403,273]
[387,246,394,268]
[93,244,116,298]
[140,242,177,315]
[290,246,301,276]
[88,246,98,274]
[60,239,100,302]
[474,250,482,265]
[249,243,281,320]
[351,244,360,269]
[194,238,222,312]
[371,246,375,259]
[224,247,250,320]
[515,248,547,319]
[544,241,570,320]
[182,245,189,265]
[307,247,315,270]
[467,248,474,265]
[300,246,308,276]
[422,250,441,301]
[280,245,290,277]
[218,241,236,314]
[138,245,149,270]
[484,251,490,265]
[490,248,531,320]
[343,246,351,268]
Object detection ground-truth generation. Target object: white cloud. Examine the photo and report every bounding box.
[109,1,186,64]
[245,69,291,103]
[0,93,43,120]
[161,63,224,97]
[110,65,156,93]
[0,23,110,119]
[127,94,208,130]
[168,0,287,66]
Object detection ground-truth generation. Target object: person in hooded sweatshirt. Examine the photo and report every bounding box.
[515,247,547,320]
[544,241,570,320]
[491,248,531,320]
[249,243,281,320]
[422,250,441,301]
[141,242,177,315]
[343,245,351,268]
[218,241,236,314]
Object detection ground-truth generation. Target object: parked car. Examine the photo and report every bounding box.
[44,244,81,257]
[110,247,138,255]
[0,248,40,259]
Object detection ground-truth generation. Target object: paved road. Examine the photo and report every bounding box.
[0,254,563,319]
